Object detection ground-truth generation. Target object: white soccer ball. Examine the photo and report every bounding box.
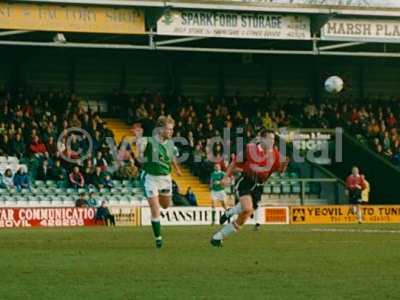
[324,76,344,94]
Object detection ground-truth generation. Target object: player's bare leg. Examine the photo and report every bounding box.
[211,195,253,246]
[351,204,362,224]
[159,195,171,209]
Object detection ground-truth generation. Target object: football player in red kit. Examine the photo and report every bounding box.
[211,129,288,247]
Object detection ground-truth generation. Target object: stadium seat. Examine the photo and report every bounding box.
[263,185,272,194]
[78,188,87,194]
[291,181,301,194]
[34,180,45,188]
[122,180,133,187]
[7,157,19,164]
[112,180,122,187]
[46,180,57,187]
[270,181,281,194]
[281,181,291,194]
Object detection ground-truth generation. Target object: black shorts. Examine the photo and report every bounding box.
[234,174,264,209]
[349,189,362,205]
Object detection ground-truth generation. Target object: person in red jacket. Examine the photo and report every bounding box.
[69,166,85,189]
[29,135,47,156]
[346,166,366,223]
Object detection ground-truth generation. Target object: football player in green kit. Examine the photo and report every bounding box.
[137,116,181,248]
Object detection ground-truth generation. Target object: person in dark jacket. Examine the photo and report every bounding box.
[75,192,88,207]
[95,201,116,226]
[185,187,198,206]
[36,160,53,181]
[11,133,26,158]
[13,167,31,192]
[51,160,67,187]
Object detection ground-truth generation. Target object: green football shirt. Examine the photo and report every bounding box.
[210,170,226,191]
[142,136,177,176]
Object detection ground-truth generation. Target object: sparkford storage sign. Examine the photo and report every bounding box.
[157,9,310,40]
[0,3,144,34]
[291,205,400,224]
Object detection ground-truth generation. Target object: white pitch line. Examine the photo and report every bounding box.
[288,228,400,234]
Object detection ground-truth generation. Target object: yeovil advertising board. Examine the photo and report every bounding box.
[0,3,145,34]
[157,9,310,40]
[291,205,400,224]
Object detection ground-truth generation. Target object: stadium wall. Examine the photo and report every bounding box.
[2,48,400,99]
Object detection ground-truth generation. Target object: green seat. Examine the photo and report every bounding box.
[46,180,57,187]
[289,172,299,179]
[291,181,301,194]
[54,188,65,195]
[270,173,279,179]
[66,188,76,194]
[34,180,45,187]
[39,188,51,194]
[118,188,129,194]
[99,188,110,195]
[122,180,133,187]
[78,188,87,194]
[131,180,141,187]
[112,180,122,187]
[270,181,281,194]
[263,185,272,194]
[20,189,31,194]
[281,181,291,194]
[280,172,290,179]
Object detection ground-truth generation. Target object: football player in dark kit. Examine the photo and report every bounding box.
[211,129,288,247]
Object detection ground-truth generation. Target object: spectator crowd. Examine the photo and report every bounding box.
[1,84,400,195]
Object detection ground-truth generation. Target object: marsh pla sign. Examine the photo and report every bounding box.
[0,207,96,228]
[322,19,400,43]
[158,9,310,40]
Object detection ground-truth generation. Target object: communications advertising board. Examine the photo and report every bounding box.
[0,207,97,228]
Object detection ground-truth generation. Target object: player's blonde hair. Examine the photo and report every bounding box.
[156,116,175,128]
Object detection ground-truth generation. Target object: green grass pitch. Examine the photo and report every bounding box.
[1,225,400,300]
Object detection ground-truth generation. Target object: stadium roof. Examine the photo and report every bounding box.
[16,0,400,17]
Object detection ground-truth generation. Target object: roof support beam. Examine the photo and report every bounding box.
[0,31,32,37]
[318,42,366,51]
[155,37,206,46]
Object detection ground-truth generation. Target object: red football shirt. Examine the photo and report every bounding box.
[235,143,282,183]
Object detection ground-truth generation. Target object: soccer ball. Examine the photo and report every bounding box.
[324,76,344,94]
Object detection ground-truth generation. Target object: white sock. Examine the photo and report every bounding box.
[213,223,237,240]
[226,203,242,217]
[357,209,362,222]
[254,206,262,224]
